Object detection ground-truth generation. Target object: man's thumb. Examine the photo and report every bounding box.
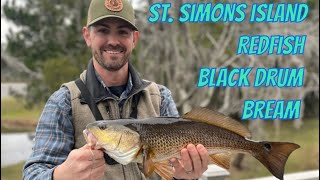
[79,143,94,150]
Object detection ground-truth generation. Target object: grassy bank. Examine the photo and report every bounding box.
[1,98,43,132]
[1,162,25,180]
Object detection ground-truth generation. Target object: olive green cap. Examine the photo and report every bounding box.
[87,0,138,31]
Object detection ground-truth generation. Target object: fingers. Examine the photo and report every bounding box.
[84,149,104,161]
[187,144,201,173]
[77,144,104,161]
[59,145,106,180]
[90,163,106,180]
[197,144,209,170]
[181,147,193,171]
[172,144,209,179]
[90,149,104,161]
[184,144,209,172]
[92,158,106,169]
[79,143,91,150]
[89,151,106,180]
[170,157,183,172]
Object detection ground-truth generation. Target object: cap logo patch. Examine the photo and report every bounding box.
[105,0,123,12]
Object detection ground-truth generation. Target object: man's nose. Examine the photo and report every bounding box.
[107,34,120,46]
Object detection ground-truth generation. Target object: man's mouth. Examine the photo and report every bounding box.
[103,45,125,55]
[104,49,124,54]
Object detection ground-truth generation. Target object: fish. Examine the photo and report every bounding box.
[83,107,300,180]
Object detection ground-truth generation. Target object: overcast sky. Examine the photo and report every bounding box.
[1,0,12,43]
[1,0,145,44]
[1,0,27,44]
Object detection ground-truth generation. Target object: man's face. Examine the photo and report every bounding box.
[83,17,139,71]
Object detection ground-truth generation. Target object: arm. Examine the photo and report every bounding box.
[158,84,179,117]
[23,87,74,179]
[22,87,105,180]
[158,85,209,180]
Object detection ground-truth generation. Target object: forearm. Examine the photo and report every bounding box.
[23,87,74,180]
[158,84,179,117]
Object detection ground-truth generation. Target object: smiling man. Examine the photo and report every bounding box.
[22,0,209,180]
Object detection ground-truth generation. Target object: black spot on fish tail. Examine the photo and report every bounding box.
[253,141,300,180]
[263,143,272,151]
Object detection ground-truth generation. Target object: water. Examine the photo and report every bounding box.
[1,132,34,167]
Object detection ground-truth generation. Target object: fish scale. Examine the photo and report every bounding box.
[136,121,253,162]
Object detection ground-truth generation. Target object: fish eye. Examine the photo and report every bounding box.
[263,143,272,151]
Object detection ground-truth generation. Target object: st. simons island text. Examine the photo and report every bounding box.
[149,3,308,23]
[148,3,308,55]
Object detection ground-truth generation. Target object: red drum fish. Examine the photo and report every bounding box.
[83,107,300,180]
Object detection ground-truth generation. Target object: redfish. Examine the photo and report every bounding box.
[83,107,300,180]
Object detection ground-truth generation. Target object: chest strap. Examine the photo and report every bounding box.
[75,78,118,165]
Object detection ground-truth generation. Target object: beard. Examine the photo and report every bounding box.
[93,45,131,72]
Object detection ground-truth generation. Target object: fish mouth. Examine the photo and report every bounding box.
[83,129,89,142]
[83,129,99,148]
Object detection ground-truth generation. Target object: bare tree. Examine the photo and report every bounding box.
[1,45,42,79]
[135,0,319,132]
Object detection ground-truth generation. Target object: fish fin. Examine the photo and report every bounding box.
[209,153,232,170]
[142,147,156,177]
[182,107,251,138]
[153,160,174,180]
[253,141,300,180]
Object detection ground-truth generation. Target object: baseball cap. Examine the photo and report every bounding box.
[87,0,138,31]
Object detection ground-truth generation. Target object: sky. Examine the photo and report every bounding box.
[1,0,25,44]
[1,0,145,44]
[1,15,18,44]
[1,0,11,43]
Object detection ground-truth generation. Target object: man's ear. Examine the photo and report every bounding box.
[132,31,140,47]
[82,26,91,47]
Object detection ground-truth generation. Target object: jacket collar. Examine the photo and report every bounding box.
[83,59,150,103]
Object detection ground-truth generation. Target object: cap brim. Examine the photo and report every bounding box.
[87,15,138,31]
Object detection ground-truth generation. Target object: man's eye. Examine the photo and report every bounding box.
[98,29,109,33]
[119,30,129,35]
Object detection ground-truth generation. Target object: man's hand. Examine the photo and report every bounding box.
[171,144,209,180]
[53,144,106,180]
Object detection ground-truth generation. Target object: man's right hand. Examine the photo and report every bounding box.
[53,144,106,180]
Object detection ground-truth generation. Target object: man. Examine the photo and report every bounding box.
[23,0,209,179]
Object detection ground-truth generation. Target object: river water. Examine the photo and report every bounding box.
[1,132,34,167]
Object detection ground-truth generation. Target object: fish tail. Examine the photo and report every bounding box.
[253,141,300,180]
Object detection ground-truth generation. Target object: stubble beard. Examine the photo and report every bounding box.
[93,49,131,72]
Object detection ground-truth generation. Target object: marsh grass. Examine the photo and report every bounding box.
[1,98,42,132]
[1,162,25,180]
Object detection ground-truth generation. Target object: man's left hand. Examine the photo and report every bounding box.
[171,144,209,180]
